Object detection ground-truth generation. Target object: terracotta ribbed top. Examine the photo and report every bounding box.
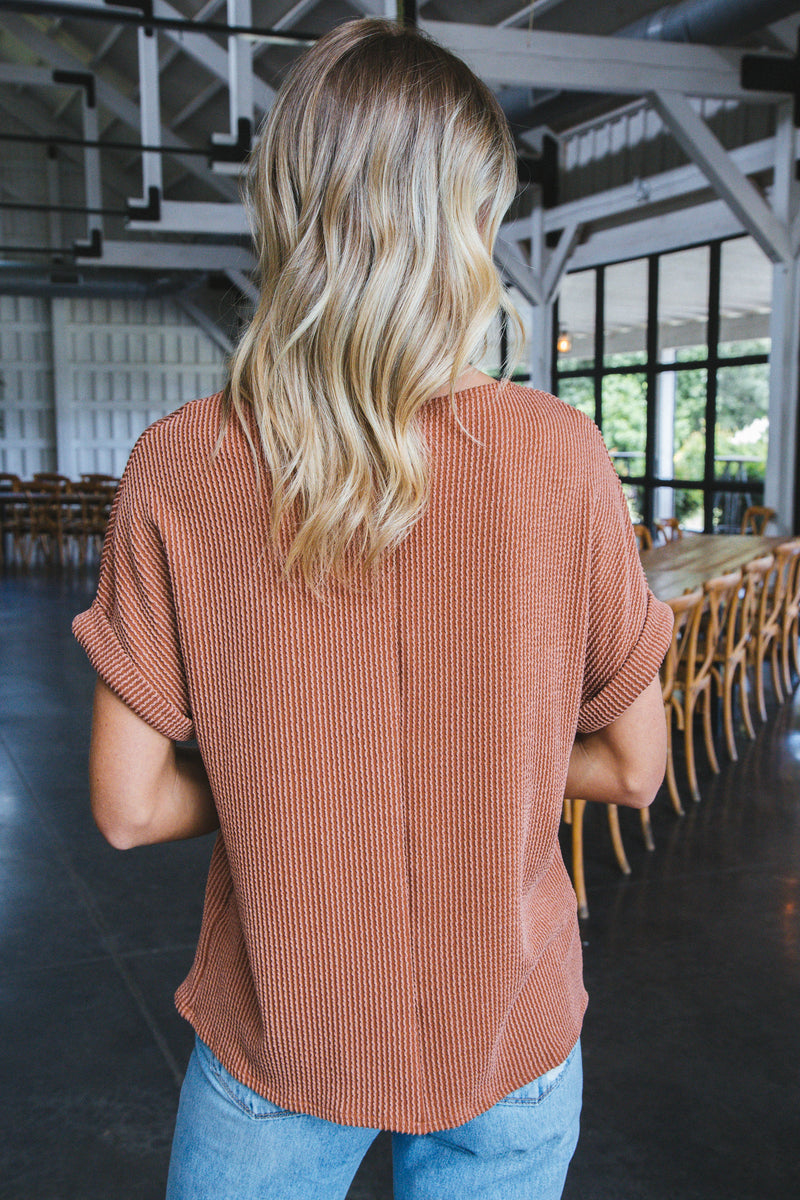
[73,381,672,1134]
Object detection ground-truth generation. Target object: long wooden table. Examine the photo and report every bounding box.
[640,534,785,602]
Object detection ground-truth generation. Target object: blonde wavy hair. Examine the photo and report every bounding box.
[223,17,522,593]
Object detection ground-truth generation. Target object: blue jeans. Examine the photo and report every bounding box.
[166,1035,581,1199]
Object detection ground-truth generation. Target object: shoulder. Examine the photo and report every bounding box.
[492,382,607,464]
[123,393,224,491]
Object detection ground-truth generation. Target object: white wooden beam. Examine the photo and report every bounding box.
[136,27,164,201]
[0,64,54,86]
[565,199,744,272]
[80,77,103,241]
[99,240,255,271]
[420,21,786,103]
[494,235,543,306]
[651,90,792,264]
[543,220,581,304]
[126,200,250,234]
[506,133,785,239]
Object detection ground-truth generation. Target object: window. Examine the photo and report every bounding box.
[554,236,771,532]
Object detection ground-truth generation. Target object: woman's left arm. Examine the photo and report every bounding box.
[89,678,219,849]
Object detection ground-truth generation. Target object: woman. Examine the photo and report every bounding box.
[74,18,671,1200]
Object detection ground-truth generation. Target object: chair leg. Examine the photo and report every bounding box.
[640,806,655,852]
[684,697,701,804]
[739,658,756,741]
[702,688,720,775]
[769,641,784,705]
[606,805,631,876]
[664,712,684,816]
[570,798,588,920]
[721,666,737,762]
[755,644,768,722]
[782,632,793,694]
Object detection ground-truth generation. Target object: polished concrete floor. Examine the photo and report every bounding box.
[2,567,799,1200]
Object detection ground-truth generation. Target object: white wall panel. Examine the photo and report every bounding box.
[0,293,227,480]
[53,294,227,478]
[0,295,55,477]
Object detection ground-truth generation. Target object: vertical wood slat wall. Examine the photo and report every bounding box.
[0,294,227,479]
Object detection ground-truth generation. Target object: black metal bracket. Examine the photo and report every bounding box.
[399,0,417,26]
[73,228,103,259]
[51,69,96,108]
[126,185,161,222]
[209,117,252,167]
[518,134,559,210]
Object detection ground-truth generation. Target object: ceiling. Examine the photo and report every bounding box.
[0,0,798,286]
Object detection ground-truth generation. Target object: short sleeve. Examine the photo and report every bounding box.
[577,427,673,734]
[72,441,194,742]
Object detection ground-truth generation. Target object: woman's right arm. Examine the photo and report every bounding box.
[565,674,667,809]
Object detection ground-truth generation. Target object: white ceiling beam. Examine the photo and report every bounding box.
[543,220,581,304]
[420,21,786,103]
[1,13,238,202]
[652,90,792,264]
[0,64,54,85]
[101,239,256,271]
[496,132,793,242]
[494,235,543,306]
[567,198,744,272]
[127,200,250,234]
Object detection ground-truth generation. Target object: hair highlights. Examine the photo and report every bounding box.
[223,18,523,593]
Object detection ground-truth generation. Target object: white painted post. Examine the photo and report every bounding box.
[81,86,103,241]
[50,298,77,480]
[528,206,553,390]
[227,0,253,138]
[46,151,62,252]
[765,103,800,533]
[137,26,163,201]
[655,351,676,523]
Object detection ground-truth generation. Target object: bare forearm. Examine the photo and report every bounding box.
[92,742,219,849]
[143,745,220,846]
[564,677,667,809]
[565,732,646,807]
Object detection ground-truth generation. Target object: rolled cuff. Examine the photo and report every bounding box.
[73,603,194,742]
[577,591,673,734]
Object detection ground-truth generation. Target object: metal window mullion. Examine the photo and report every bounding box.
[704,241,722,532]
[594,266,603,428]
[644,254,659,529]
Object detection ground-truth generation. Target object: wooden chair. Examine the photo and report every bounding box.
[710,562,761,762]
[662,588,704,814]
[776,540,800,693]
[26,479,69,566]
[633,524,653,551]
[746,552,785,720]
[563,797,632,921]
[740,505,776,535]
[0,473,23,569]
[673,575,729,802]
[655,517,683,543]
[32,472,71,487]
